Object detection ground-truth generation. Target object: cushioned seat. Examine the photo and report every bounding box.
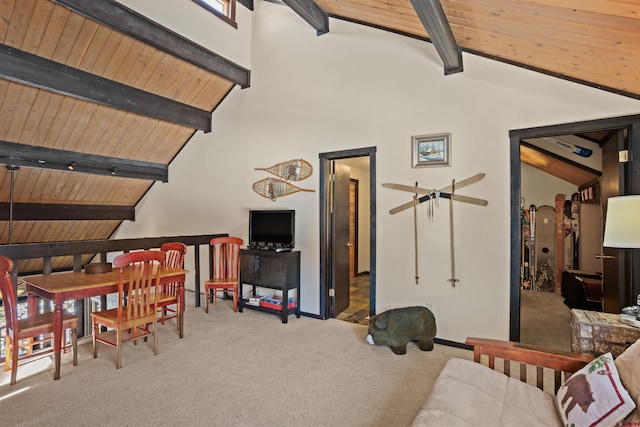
[414,338,640,426]
[412,358,562,426]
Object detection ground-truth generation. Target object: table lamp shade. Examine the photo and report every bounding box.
[603,195,640,248]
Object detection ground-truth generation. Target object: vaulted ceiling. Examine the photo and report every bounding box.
[311,0,640,98]
[0,0,248,272]
[1,0,639,272]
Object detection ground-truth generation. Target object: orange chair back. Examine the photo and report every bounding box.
[112,251,165,325]
[0,256,17,335]
[210,237,243,281]
[160,242,186,296]
[161,242,186,269]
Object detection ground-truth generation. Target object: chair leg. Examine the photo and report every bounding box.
[93,321,98,358]
[213,289,217,306]
[6,335,18,385]
[3,336,10,372]
[116,329,122,369]
[133,327,138,345]
[205,288,209,313]
[232,289,238,313]
[11,340,18,386]
[153,321,159,355]
[72,328,78,366]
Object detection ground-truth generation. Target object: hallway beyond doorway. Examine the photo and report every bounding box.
[319,147,376,322]
[336,273,370,326]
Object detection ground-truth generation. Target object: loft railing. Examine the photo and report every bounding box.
[0,234,227,339]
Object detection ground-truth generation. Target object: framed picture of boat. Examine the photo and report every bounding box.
[412,133,451,168]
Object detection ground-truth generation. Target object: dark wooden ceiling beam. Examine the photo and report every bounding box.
[409,0,462,75]
[0,44,212,132]
[0,140,168,182]
[53,0,251,88]
[282,0,329,35]
[0,203,135,221]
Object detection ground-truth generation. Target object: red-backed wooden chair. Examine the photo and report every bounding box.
[157,242,186,333]
[92,250,163,369]
[204,237,243,313]
[0,256,78,385]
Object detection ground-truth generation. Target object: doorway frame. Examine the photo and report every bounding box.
[509,114,640,341]
[319,147,376,320]
[350,178,359,277]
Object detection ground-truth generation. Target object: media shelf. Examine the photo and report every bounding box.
[239,249,300,323]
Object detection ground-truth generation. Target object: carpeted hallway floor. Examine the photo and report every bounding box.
[519,289,572,352]
[336,274,370,326]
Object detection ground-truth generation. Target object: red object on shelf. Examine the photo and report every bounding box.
[259,301,297,311]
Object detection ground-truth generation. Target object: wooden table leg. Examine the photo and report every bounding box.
[27,292,36,316]
[26,292,37,356]
[52,303,63,380]
[178,279,185,338]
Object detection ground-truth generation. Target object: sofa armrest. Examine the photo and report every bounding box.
[465,337,594,392]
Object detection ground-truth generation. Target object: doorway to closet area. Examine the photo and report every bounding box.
[319,147,376,326]
[510,114,640,350]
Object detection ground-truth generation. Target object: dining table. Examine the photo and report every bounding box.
[24,265,188,380]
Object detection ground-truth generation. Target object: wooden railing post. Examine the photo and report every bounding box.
[194,244,201,307]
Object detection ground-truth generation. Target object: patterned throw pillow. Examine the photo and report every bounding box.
[556,353,636,427]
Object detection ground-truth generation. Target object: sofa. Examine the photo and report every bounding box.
[413,337,640,426]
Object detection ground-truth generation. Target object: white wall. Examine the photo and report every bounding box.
[119,0,252,68]
[114,1,640,343]
[521,163,578,209]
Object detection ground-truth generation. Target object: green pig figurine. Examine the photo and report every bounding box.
[367,306,437,355]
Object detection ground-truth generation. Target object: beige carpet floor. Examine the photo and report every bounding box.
[0,301,471,427]
[519,289,572,352]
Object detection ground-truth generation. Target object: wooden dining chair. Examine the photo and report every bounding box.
[157,242,187,331]
[204,237,243,313]
[92,250,164,369]
[0,256,78,385]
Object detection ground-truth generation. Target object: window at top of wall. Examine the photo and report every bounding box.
[192,0,237,29]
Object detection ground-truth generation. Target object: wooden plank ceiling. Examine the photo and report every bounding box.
[520,143,599,187]
[0,0,242,273]
[1,0,639,273]
[314,0,640,99]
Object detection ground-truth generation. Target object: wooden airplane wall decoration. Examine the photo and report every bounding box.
[383,173,487,286]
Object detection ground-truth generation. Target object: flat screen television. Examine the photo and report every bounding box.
[248,209,295,250]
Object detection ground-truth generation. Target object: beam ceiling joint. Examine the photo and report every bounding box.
[0,44,212,132]
[410,0,463,75]
[0,140,168,182]
[53,0,251,88]
[282,0,329,36]
[0,203,135,221]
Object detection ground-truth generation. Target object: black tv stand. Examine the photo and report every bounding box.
[248,244,293,252]
[239,249,300,323]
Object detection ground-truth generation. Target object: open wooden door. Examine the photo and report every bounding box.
[600,130,626,313]
[319,146,376,322]
[331,161,351,315]
[349,179,358,277]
